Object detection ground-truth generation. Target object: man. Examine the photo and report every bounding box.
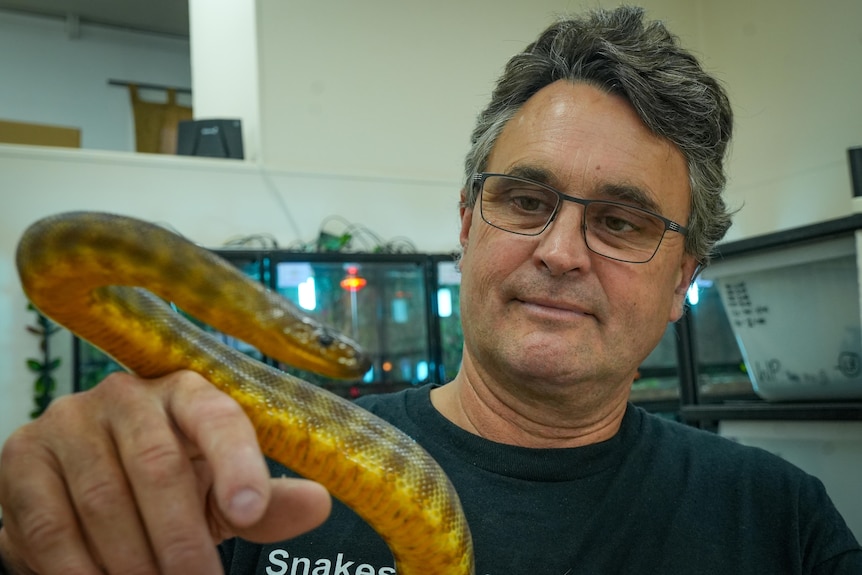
[1,5,860,574]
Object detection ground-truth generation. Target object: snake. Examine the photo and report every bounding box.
[15,211,474,575]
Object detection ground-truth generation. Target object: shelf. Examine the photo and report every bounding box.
[632,398,681,415]
[713,213,862,257]
[680,401,862,422]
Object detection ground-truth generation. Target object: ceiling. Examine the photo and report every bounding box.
[0,0,189,37]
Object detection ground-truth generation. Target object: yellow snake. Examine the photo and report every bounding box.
[16,211,474,575]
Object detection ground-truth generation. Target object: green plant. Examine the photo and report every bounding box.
[26,303,61,418]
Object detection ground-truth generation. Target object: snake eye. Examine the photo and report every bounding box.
[316,329,335,348]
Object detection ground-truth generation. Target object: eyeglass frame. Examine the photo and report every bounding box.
[471,172,689,264]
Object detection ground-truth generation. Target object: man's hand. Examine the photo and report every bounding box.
[0,370,331,574]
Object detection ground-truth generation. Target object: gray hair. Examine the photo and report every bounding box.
[463,5,733,266]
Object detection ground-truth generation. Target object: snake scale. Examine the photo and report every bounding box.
[15,211,474,575]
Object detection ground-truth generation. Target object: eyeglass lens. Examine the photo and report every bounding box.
[479,174,668,263]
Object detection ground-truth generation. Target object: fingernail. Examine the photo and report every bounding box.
[229,488,264,525]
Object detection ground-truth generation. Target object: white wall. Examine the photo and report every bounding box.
[699,0,862,241]
[255,0,651,181]
[254,0,698,182]
[0,10,192,152]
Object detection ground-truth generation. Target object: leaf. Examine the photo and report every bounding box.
[38,375,56,393]
[26,359,43,372]
[48,358,62,370]
[26,325,44,335]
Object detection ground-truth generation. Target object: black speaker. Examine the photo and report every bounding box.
[849,146,862,198]
[177,119,244,159]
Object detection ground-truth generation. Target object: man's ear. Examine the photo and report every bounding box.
[670,255,700,322]
[459,188,473,251]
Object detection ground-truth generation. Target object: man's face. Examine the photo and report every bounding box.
[458,80,697,397]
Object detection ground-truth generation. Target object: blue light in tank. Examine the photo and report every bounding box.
[392,298,408,324]
[298,276,316,311]
[687,281,700,306]
[437,288,453,318]
[416,361,429,381]
[686,278,713,306]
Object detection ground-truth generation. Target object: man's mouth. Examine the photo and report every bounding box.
[516,297,594,319]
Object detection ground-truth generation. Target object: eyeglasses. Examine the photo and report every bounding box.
[473,172,688,264]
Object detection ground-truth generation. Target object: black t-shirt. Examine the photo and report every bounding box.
[220,384,862,574]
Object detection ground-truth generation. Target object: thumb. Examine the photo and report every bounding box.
[230,478,332,544]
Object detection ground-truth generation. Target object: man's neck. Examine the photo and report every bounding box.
[429,359,631,449]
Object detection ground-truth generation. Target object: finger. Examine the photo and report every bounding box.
[39,378,164,574]
[166,370,272,528]
[231,478,331,543]
[110,371,225,574]
[0,411,104,574]
[60,399,162,574]
[166,375,331,545]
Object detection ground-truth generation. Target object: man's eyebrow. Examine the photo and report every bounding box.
[505,164,663,213]
[505,165,556,185]
[597,183,661,213]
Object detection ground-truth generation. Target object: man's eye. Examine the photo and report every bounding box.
[512,196,545,211]
[603,215,637,232]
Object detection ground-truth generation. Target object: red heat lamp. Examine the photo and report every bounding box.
[340,265,367,292]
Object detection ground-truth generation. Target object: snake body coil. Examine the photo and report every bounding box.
[16,211,474,575]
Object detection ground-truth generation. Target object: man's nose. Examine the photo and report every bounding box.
[532,202,594,276]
